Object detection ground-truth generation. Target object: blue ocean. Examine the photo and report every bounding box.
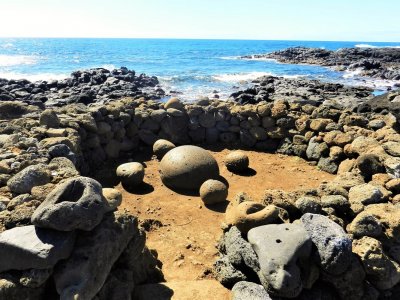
[1,38,400,100]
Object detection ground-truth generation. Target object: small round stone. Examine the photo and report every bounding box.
[116,162,144,187]
[225,151,249,172]
[102,188,122,210]
[199,179,228,205]
[153,139,176,160]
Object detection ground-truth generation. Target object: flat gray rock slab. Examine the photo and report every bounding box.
[0,225,75,273]
[248,223,312,298]
[301,213,352,275]
[32,176,111,231]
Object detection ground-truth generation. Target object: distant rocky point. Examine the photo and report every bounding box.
[241,46,400,81]
[0,67,165,107]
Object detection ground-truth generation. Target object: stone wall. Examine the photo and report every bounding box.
[0,95,400,299]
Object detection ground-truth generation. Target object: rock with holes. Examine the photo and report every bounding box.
[0,225,75,273]
[353,236,400,290]
[232,281,272,300]
[247,223,313,298]
[159,145,219,190]
[31,177,111,231]
[300,213,352,275]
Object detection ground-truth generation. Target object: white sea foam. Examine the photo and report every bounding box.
[213,72,273,82]
[0,54,39,67]
[282,74,307,79]
[219,56,240,60]
[343,69,363,78]
[355,44,400,49]
[0,71,68,82]
[101,64,117,70]
[0,43,14,49]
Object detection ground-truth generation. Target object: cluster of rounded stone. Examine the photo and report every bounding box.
[115,138,250,205]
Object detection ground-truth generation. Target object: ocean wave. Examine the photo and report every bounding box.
[355,44,400,49]
[0,71,68,82]
[101,64,117,70]
[159,74,213,83]
[282,74,307,79]
[342,69,363,78]
[213,72,273,82]
[0,54,39,67]
[219,56,241,60]
[0,43,14,49]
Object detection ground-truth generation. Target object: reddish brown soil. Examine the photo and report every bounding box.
[117,148,334,299]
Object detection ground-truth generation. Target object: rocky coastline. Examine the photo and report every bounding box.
[241,46,400,81]
[1,67,400,299]
[0,67,165,107]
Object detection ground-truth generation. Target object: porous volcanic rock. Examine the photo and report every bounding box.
[31,177,110,231]
[159,145,219,190]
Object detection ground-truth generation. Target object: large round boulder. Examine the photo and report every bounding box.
[159,145,219,190]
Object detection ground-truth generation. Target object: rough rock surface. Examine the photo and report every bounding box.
[54,212,137,300]
[116,162,145,187]
[225,151,250,172]
[232,281,272,300]
[300,213,352,275]
[152,139,176,160]
[31,177,110,231]
[7,164,51,194]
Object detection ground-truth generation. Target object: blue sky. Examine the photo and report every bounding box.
[1,0,399,41]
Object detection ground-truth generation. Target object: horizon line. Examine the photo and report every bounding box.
[1,36,400,43]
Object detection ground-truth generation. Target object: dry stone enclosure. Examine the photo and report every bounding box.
[0,86,400,300]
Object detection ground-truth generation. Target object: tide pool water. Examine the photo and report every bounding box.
[1,38,400,100]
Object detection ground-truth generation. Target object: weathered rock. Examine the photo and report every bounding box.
[215,226,260,287]
[232,281,272,300]
[0,225,75,272]
[116,162,145,187]
[31,177,110,231]
[301,213,352,275]
[356,154,385,180]
[224,151,249,172]
[353,236,400,290]
[39,109,60,128]
[295,197,323,214]
[54,212,137,299]
[199,179,228,205]
[152,139,175,160]
[7,164,51,194]
[159,145,219,190]
[164,97,184,110]
[348,183,387,209]
[321,254,366,300]
[0,277,47,300]
[306,137,329,161]
[248,223,313,298]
